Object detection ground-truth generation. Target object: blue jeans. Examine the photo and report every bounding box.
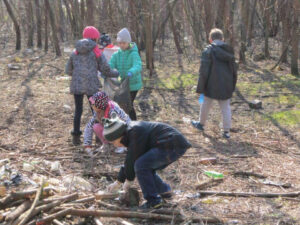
[134,147,186,202]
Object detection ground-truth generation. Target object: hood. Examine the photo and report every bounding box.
[119,42,139,53]
[75,39,96,54]
[211,41,234,62]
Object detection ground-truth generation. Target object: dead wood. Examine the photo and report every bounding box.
[198,191,300,198]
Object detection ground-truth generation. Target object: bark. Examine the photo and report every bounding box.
[44,0,48,52]
[239,0,250,64]
[35,0,42,48]
[198,191,300,198]
[3,0,21,50]
[25,0,34,48]
[291,0,299,76]
[86,0,95,26]
[45,0,61,56]
[247,0,258,46]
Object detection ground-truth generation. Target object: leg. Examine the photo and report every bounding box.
[129,91,138,120]
[134,148,186,202]
[86,95,94,114]
[199,96,214,126]
[218,98,231,132]
[73,94,84,135]
[92,123,108,144]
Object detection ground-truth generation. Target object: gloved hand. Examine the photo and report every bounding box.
[123,180,134,192]
[127,72,132,77]
[84,146,93,156]
[107,180,122,193]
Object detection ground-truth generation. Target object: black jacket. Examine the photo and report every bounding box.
[117,121,191,182]
[196,41,238,100]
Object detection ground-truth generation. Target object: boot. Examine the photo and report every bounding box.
[71,131,82,146]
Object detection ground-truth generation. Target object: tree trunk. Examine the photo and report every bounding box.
[86,0,95,26]
[291,1,299,76]
[215,0,227,30]
[25,0,34,48]
[239,0,249,64]
[168,0,183,68]
[263,0,270,58]
[281,0,290,63]
[80,0,85,31]
[247,0,257,46]
[57,0,66,42]
[45,0,61,56]
[44,0,48,52]
[3,0,21,50]
[203,0,214,41]
[35,0,42,48]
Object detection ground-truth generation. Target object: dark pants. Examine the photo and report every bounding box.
[134,147,187,203]
[73,94,92,135]
[129,91,138,120]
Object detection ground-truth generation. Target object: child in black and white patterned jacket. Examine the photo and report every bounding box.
[83,91,130,156]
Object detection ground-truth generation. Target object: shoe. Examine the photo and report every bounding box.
[223,131,230,139]
[140,199,163,209]
[160,191,173,199]
[115,147,127,154]
[71,131,82,146]
[191,120,204,131]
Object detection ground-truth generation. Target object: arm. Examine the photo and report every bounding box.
[109,52,117,70]
[128,52,142,75]
[110,104,131,125]
[196,47,212,94]
[83,113,96,146]
[65,54,74,76]
[98,54,119,78]
[232,60,238,91]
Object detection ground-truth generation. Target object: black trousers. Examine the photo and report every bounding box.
[129,91,138,120]
[73,94,92,135]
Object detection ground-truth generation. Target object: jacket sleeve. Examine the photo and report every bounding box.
[232,60,238,91]
[117,129,143,182]
[196,47,212,94]
[65,54,74,76]
[98,54,119,78]
[128,52,142,75]
[109,52,117,70]
[83,113,97,146]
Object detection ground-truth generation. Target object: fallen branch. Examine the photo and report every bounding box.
[18,179,45,225]
[0,187,55,209]
[233,171,267,179]
[72,196,95,204]
[198,191,300,198]
[195,179,224,190]
[34,208,72,225]
[5,200,31,221]
[95,192,119,200]
[94,217,104,225]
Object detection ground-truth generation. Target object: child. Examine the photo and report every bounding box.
[191,28,237,139]
[105,117,191,209]
[109,28,143,120]
[65,26,119,145]
[99,33,120,61]
[83,91,130,155]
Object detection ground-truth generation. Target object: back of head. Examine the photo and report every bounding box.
[100,33,112,48]
[83,26,100,41]
[209,28,224,42]
[75,39,96,54]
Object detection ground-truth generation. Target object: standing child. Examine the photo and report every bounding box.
[109,28,143,120]
[99,33,120,61]
[191,28,237,139]
[65,26,119,145]
[84,91,130,155]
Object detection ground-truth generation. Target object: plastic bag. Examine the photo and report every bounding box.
[103,77,132,114]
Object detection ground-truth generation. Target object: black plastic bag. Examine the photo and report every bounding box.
[103,77,132,114]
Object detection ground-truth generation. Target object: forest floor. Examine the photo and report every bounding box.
[0,39,299,224]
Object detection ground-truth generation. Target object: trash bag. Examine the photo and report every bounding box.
[103,77,132,114]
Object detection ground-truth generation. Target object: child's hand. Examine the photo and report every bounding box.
[127,72,132,77]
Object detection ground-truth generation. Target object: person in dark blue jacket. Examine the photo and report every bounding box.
[104,117,191,209]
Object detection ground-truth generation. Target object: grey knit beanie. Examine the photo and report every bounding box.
[103,115,127,142]
[117,28,132,43]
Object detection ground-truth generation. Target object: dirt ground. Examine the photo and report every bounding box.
[0,39,299,224]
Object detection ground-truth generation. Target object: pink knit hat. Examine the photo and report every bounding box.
[83,26,100,39]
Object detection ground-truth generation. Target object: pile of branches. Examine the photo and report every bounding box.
[0,182,222,225]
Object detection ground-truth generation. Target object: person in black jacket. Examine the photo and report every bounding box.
[104,116,191,209]
[191,28,237,139]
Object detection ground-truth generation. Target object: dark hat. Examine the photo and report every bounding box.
[100,33,112,48]
[103,114,127,142]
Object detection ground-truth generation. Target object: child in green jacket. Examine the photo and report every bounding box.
[109,28,143,120]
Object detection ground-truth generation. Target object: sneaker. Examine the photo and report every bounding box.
[140,199,163,209]
[115,147,127,154]
[223,131,230,139]
[191,120,204,131]
[160,191,173,199]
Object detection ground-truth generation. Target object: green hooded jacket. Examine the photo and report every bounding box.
[109,43,143,91]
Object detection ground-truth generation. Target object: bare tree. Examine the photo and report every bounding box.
[290,0,299,76]
[86,0,95,26]
[45,0,61,56]
[3,0,21,50]
[34,0,42,48]
[239,0,249,64]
